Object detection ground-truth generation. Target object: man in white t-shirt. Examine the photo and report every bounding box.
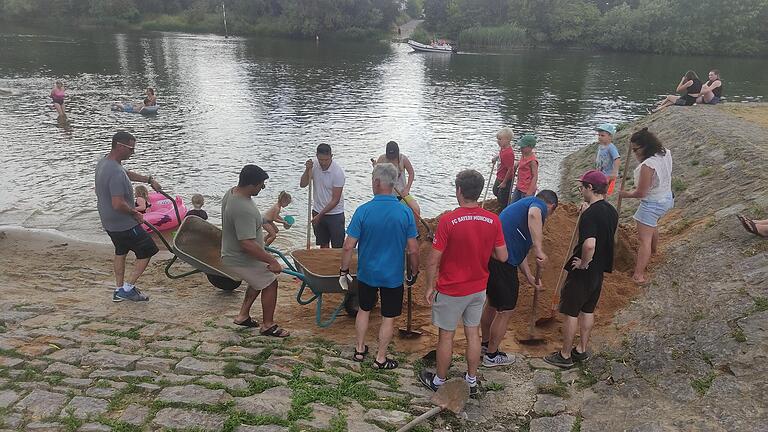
[300,144,346,248]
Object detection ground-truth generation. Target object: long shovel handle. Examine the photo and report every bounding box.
[306,179,312,250]
[396,406,442,432]
[481,160,497,209]
[528,262,542,335]
[549,213,581,315]
[615,136,633,216]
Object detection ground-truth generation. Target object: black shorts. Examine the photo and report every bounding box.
[358,281,404,318]
[559,269,604,317]
[674,95,696,106]
[312,212,345,248]
[486,260,519,311]
[492,180,510,209]
[107,226,159,259]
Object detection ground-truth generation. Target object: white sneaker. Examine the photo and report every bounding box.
[482,351,516,367]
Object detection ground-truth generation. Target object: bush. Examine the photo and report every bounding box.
[458,24,528,47]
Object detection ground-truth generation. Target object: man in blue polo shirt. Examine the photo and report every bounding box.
[480,190,558,367]
[341,163,419,370]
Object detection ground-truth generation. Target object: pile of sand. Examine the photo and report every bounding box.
[284,199,641,357]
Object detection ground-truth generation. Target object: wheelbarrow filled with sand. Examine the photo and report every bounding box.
[266,247,360,328]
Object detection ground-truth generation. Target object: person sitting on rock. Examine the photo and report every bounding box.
[696,69,723,105]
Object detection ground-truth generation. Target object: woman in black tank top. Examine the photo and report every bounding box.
[697,70,723,105]
[650,70,702,113]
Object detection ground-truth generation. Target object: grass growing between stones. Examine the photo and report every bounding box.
[539,371,569,398]
[572,415,583,432]
[223,361,244,377]
[222,411,288,432]
[97,417,145,432]
[97,328,141,340]
[731,328,747,343]
[691,371,716,396]
[485,382,505,391]
[61,408,84,432]
[575,363,598,389]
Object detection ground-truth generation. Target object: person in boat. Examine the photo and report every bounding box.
[51,81,66,118]
[696,69,723,105]
[651,70,702,113]
[145,87,157,106]
[372,141,421,219]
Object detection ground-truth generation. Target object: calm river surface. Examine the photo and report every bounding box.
[1,28,767,250]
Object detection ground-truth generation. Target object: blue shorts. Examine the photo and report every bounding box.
[633,197,674,227]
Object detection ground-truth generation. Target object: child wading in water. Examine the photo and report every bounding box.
[511,134,539,203]
[263,191,292,246]
[134,185,150,213]
[186,194,208,220]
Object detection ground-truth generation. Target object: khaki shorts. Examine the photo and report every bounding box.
[432,291,486,331]
[229,265,277,291]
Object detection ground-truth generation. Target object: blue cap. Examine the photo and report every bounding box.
[595,123,616,136]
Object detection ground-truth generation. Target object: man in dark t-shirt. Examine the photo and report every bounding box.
[544,170,618,369]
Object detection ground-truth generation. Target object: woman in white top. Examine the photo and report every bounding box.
[373,141,421,219]
[619,128,674,285]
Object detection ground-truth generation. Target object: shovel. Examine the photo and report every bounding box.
[517,263,545,345]
[393,186,433,241]
[399,257,422,338]
[536,213,581,326]
[481,159,497,209]
[395,379,470,432]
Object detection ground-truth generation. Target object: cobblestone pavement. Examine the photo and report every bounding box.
[1,298,608,431]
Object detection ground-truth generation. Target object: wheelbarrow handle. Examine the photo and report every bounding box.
[281,269,305,279]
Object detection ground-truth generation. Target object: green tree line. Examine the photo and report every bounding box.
[418,0,768,56]
[0,0,402,39]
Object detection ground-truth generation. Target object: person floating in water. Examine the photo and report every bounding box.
[51,80,66,120]
[145,87,157,106]
[111,98,149,114]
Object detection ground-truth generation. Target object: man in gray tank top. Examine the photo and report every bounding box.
[95,131,162,302]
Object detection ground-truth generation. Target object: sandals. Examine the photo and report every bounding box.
[737,215,766,237]
[352,345,369,362]
[233,317,259,328]
[372,358,399,370]
[260,324,290,338]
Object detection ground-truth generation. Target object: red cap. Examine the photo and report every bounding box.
[577,169,609,186]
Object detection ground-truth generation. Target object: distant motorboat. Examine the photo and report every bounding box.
[407,39,455,53]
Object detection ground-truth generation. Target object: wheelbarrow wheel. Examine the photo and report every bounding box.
[206,274,242,291]
[344,291,359,317]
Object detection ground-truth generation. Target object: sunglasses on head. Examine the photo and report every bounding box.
[118,142,135,150]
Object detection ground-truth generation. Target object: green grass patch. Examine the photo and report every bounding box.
[97,328,141,340]
[0,348,23,358]
[96,417,144,432]
[575,363,598,389]
[485,382,505,391]
[572,415,583,432]
[221,411,288,432]
[752,297,768,313]
[691,310,705,321]
[671,177,687,193]
[691,371,716,395]
[459,24,528,47]
[150,400,234,415]
[223,361,244,377]
[731,328,747,342]
[102,338,118,346]
[62,407,83,432]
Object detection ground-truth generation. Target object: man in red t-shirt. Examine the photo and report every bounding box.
[420,169,508,397]
[492,128,516,209]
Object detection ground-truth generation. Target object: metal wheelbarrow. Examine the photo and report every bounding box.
[143,191,244,290]
[266,247,360,328]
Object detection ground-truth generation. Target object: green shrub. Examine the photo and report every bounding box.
[459,24,528,48]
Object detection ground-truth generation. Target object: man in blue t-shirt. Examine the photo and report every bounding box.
[480,190,558,367]
[340,163,419,370]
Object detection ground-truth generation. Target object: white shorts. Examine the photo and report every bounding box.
[229,265,277,291]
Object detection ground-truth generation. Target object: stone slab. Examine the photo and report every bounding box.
[174,357,225,375]
[234,386,293,418]
[61,396,109,419]
[0,390,20,409]
[530,414,576,432]
[81,350,139,370]
[152,408,226,431]
[45,362,87,378]
[156,384,232,405]
[14,389,69,419]
[119,404,150,426]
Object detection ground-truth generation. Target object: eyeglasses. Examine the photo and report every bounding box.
[118,142,135,151]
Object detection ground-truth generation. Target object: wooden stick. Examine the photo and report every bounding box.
[396,406,442,432]
[306,179,312,250]
[615,136,633,216]
[481,160,496,209]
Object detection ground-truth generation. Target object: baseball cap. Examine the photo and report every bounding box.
[577,169,609,186]
[595,123,616,136]
[517,134,537,148]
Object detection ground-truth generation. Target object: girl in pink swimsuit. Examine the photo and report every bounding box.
[50,81,66,118]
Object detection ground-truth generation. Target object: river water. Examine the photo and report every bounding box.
[1,29,766,251]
